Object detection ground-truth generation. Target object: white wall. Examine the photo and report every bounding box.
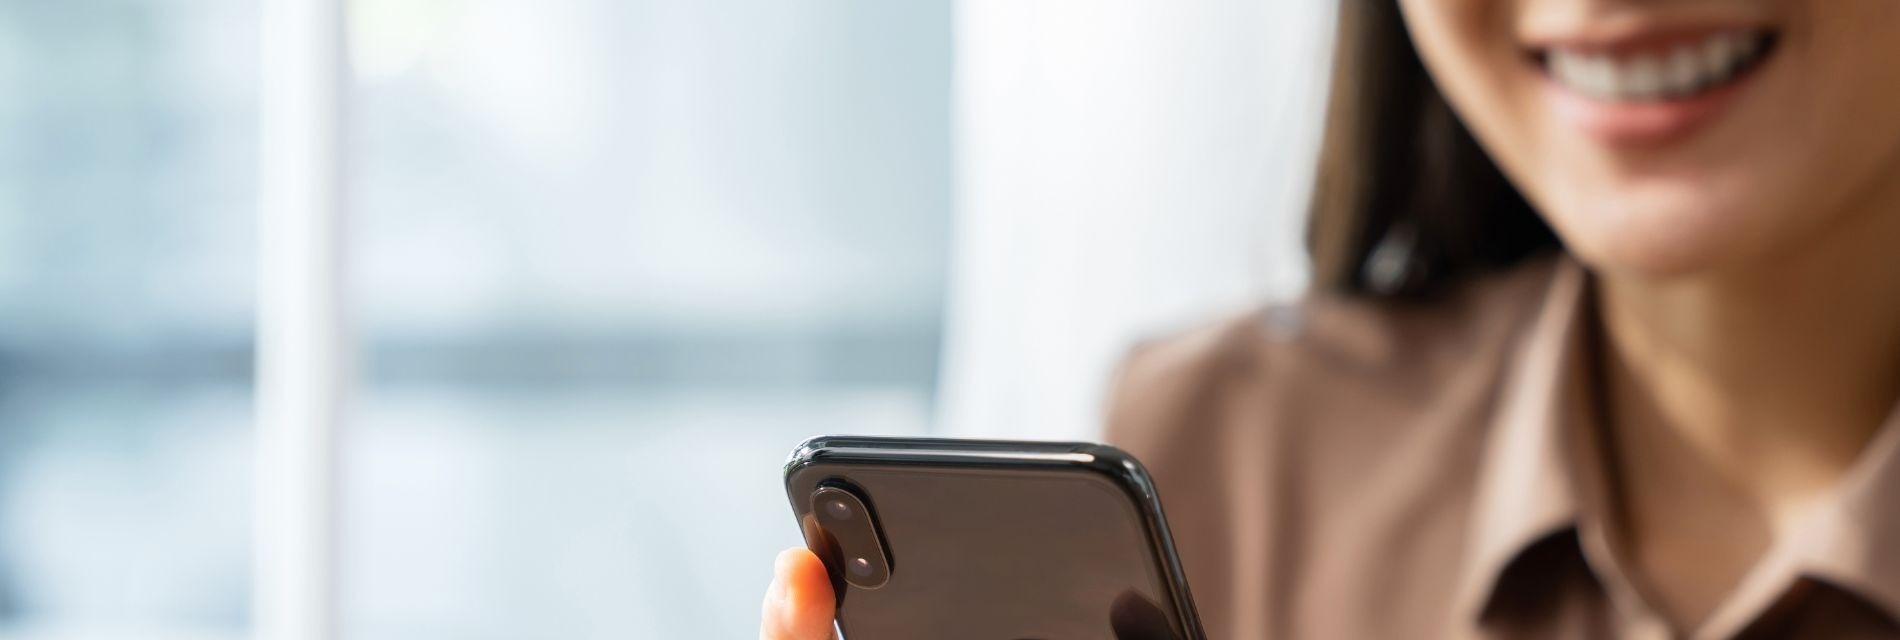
[940,0,1336,440]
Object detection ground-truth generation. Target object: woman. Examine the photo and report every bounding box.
[764,0,1900,637]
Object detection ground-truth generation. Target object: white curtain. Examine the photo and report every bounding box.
[939,0,1336,440]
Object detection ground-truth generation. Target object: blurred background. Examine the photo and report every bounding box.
[0,0,1328,637]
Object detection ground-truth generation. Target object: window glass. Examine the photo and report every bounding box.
[0,0,256,638]
[349,0,951,637]
[0,0,948,636]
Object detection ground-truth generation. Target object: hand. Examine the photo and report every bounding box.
[759,547,838,640]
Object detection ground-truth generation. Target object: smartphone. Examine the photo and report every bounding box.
[782,435,1205,640]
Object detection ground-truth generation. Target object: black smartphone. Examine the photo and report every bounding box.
[782,435,1205,640]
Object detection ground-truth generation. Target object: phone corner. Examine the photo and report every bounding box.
[781,434,833,485]
[1077,443,1156,487]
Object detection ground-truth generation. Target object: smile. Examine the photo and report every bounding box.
[1539,30,1775,102]
[1529,28,1780,145]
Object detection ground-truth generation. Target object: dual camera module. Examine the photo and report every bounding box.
[810,484,892,589]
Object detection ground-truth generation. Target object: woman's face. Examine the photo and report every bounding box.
[1397,0,1900,277]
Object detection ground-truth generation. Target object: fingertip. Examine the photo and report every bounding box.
[773,547,813,580]
[778,547,835,608]
[764,547,836,640]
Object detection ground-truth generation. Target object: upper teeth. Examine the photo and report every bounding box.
[1547,31,1767,101]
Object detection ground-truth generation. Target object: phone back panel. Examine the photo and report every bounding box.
[783,437,1201,640]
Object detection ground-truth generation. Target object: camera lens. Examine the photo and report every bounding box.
[809,485,889,588]
[825,499,853,521]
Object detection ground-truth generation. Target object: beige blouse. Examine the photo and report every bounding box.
[1105,256,1900,639]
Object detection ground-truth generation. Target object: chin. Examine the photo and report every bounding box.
[1570,229,1722,279]
[1543,191,1762,280]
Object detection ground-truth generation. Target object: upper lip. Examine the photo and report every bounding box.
[1520,15,1776,54]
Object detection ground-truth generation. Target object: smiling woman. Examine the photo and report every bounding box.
[763,0,1900,638]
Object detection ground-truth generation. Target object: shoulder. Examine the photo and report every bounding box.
[1099,256,1566,638]
[1103,255,1560,458]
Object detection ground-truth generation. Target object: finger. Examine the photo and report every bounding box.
[760,547,838,640]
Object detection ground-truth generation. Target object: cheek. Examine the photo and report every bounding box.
[1399,0,1523,115]
[1399,2,1554,182]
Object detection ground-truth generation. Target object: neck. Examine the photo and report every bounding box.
[1598,207,1900,520]
[1592,193,1900,628]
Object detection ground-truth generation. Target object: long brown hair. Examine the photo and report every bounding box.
[1306,1,1559,298]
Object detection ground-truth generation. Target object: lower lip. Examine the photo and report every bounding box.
[1544,66,1762,147]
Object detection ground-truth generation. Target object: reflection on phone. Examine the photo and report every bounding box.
[1111,589,1181,640]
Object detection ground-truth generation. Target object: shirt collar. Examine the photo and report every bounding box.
[1453,256,1593,623]
[1454,256,1900,628]
[1801,395,1900,622]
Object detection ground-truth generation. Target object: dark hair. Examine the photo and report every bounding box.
[1306,1,1559,298]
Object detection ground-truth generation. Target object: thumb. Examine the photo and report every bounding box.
[760,547,838,640]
